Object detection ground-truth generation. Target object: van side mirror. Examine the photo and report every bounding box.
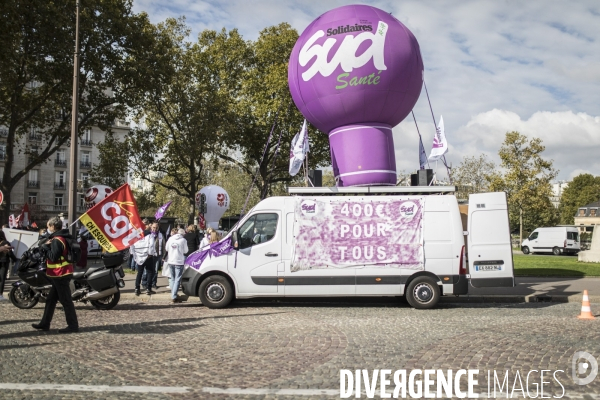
[231,231,239,250]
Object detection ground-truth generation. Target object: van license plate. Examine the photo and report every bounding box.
[475,265,502,272]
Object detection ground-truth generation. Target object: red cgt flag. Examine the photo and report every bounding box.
[79,183,145,252]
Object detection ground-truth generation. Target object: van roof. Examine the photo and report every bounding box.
[288,186,456,196]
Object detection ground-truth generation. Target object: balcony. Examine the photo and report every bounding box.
[29,133,42,141]
[0,128,8,137]
[53,205,67,212]
[27,180,40,188]
[80,139,92,146]
[80,161,92,169]
[55,158,67,167]
[54,182,66,190]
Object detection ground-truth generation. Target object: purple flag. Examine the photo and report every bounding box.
[185,239,234,270]
[155,201,172,221]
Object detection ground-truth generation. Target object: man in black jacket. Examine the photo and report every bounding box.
[32,217,79,333]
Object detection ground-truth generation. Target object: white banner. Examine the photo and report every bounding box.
[291,197,424,272]
[289,119,309,176]
[428,115,448,161]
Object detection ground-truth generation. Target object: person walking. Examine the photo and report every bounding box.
[0,231,18,301]
[132,220,156,296]
[32,217,79,333]
[165,228,188,303]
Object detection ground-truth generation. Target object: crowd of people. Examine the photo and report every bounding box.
[0,216,223,321]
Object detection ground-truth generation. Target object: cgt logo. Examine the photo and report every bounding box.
[572,351,598,385]
[300,200,317,216]
[217,193,227,207]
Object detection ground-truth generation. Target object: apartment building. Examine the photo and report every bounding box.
[0,122,129,223]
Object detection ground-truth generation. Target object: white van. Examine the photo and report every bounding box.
[521,227,580,255]
[181,187,515,309]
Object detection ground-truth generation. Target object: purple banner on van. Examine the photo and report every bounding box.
[291,198,423,271]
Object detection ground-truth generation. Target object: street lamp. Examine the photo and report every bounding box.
[68,0,80,236]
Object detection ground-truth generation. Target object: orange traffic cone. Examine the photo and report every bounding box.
[578,290,595,320]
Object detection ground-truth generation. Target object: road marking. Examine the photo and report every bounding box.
[203,387,339,396]
[0,384,190,393]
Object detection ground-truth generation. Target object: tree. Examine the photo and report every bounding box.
[90,132,128,188]
[0,0,158,222]
[128,22,247,224]
[559,174,600,224]
[450,155,495,200]
[220,23,330,200]
[488,132,558,242]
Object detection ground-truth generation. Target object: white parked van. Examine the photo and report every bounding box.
[181,187,515,309]
[521,227,580,255]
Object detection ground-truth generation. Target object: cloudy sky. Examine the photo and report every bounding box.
[132,0,600,181]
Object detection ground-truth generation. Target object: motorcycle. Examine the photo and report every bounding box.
[9,238,127,310]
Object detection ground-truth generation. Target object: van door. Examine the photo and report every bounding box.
[467,192,514,288]
[229,212,282,294]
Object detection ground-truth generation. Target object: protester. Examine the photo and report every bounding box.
[183,225,199,257]
[165,228,188,303]
[209,230,219,244]
[0,231,18,301]
[39,228,48,237]
[131,219,157,296]
[142,222,164,290]
[200,227,213,248]
[32,217,79,333]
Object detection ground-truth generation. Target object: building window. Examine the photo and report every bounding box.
[81,151,91,168]
[55,171,66,189]
[0,143,5,160]
[28,192,37,205]
[81,129,92,146]
[56,149,66,166]
[0,166,4,183]
[591,209,597,217]
[55,194,64,206]
[579,209,586,216]
[79,193,86,207]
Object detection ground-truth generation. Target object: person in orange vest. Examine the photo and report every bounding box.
[32,216,79,333]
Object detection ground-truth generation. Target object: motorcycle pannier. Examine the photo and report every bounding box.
[87,269,117,292]
[102,252,124,268]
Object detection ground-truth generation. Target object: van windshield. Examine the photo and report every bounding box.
[567,231,579,241]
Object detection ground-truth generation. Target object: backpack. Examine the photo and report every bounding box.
[56,236,81,264]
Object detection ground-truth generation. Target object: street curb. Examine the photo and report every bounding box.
[119,293,600,304]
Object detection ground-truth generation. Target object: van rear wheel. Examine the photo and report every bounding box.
[406,276,440,309]
[553,247,561,256]
[199,275,233,309]
[522,246,530,255]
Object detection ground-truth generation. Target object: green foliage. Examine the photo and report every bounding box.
[222,23,330,199]
[128,21,246,223]
[0,0,159,221]
[559,174,600,224]
[488,132,558,241]
[450,154,495,200]
[513,254,599,277]
[90,132,128,188]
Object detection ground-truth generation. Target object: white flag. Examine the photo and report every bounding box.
[289,119,309,176]
[419,139,427,170]
[428,116,448,161]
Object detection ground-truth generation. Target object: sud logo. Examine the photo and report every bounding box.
[300,200,317,216]
[399,201,418,219]
[298,21,388,82]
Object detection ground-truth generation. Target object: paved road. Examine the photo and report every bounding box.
[1,298,600,399]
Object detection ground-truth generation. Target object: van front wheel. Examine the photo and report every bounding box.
[553,247,561,256]
[522,246,530,255]
[199,276,233,309]
[406,277,440,309]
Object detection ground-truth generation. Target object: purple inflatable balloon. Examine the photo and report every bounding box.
[288,5,424,186]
